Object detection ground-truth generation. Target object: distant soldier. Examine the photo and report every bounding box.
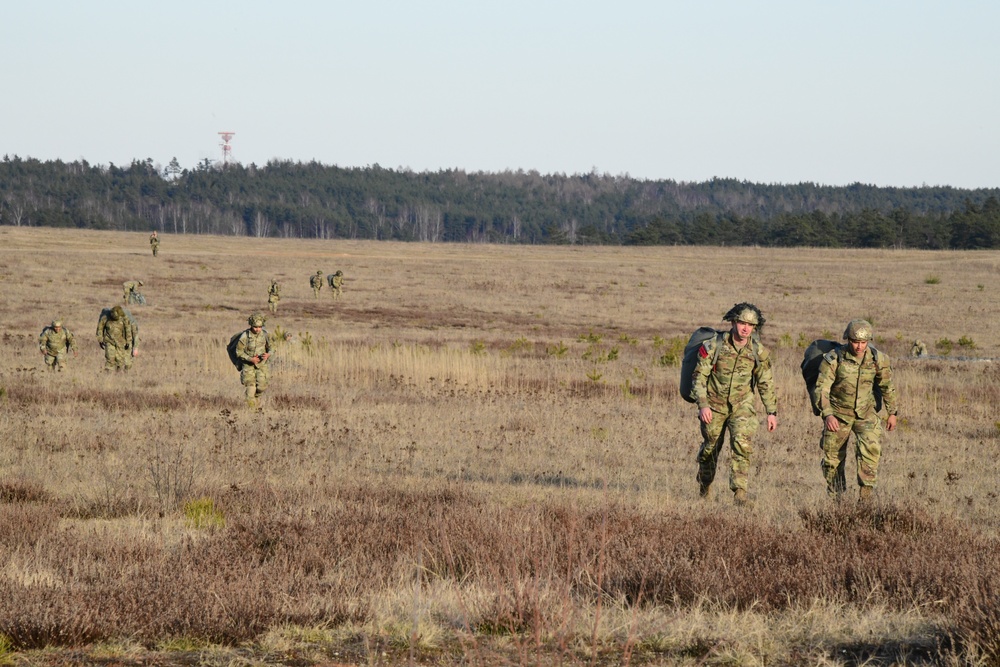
[38,319,77,371]
[96,305,138,372]
[234,312,272,408]
[813,319,898,501]
[910,339,928,358]
[122,280,144,304]
[309,270,323,298]
[691,303,777,506]
[149,230,160,257]
[327,270,344,299]
[267,278,281,314]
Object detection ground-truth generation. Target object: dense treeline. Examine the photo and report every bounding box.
[1,155,998,248]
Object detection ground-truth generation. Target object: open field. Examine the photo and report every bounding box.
[1,226,999,665]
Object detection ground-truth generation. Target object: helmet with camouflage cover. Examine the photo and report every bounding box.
[843,319,873,342]
[316,270,322,275]
[248,312,266,327]
[110,306,125,320]
[723,302,765,331]
[137,280,144,287]
[52,319,63,328]
[335,270,343,276]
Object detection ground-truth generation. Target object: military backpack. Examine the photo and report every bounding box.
[679,327,761,403]
[801,340,882,415]
[227,330,247,371]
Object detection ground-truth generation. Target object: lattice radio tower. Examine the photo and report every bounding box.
[218,131,235,166]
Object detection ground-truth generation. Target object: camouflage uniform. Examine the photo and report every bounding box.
[39,321,76,371]
[267,279,281,314]
[813,325,898,497]
[327,271,344,299]
[910,340,928,358]
[692,331,777,495]
[149,232,159,257]
[97,306,137,372]
[310,271,323,298]
[123,280,143,304]
[236,314,272,407]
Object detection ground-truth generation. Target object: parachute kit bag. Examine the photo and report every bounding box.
[801,340,883,415]
[801,340,840,415]
[679,327,723,403]
[227,330,246,371]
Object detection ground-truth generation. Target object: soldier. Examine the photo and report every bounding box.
[309,270,323,298]
[267,278,281,314]
[122,280,144,304]
[910,339,928,358]
[691,303,777,506]
[327,270,344,299]
[149,230,160,257]
[38,319,77,371]
[235,312,272,408]
[96,305,138,372]
[812,319,898,500]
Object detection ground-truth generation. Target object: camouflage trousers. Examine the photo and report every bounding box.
[103,344,132,372]
[696,402,760,493]
[268,296,279,313]
[43,352,67,371]
[819,412,883,497]
[241,364,270,405]
[312,287,321,298]
[330,287,342,299]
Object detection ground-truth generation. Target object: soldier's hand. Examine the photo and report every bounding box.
[251,356,261,365]
[824,415,840,432]
[132,349,139,357]
[699,407,713,424]
[886,414,897,432]
[766,414,778,432]
[261,352,270,361]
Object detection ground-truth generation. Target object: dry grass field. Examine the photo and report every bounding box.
[1,226,999,666]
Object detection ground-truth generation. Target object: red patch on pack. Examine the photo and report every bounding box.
[698,345,709,359]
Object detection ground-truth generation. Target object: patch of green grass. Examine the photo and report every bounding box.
[924,275,941,285]
[182,497,225,529]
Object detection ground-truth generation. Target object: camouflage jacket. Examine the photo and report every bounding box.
[268,283,280,298]
[149,235,159,247]
[692,332,777,414]
[327,274,343,288]
[309,274,323,289]
[99,316,136,349]
[236,329,271,367]
[813,346,897,419]
[39,327,76,355]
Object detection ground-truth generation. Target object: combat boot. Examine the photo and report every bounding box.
[859,486,873,502]
[734,489,748,506]
[698,481,711,498]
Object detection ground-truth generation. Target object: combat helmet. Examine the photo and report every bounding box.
[248,312,266,327]
[723,302,765,330]
[137,280,144,287]
[316,270,322,275]
[110,305,125,320]
[335,270,343,276]
[843,319,873,342]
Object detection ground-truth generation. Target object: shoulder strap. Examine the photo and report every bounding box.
[710,331,724,367]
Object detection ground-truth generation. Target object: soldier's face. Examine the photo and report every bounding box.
[53,326,61,332]
[848,339,868,356]
[733,320,755,343]
[251,326,263,334]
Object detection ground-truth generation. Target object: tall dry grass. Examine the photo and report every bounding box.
[1,226,999,664]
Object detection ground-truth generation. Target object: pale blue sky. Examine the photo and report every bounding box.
[3,1,998,187]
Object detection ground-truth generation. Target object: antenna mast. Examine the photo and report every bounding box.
[218,131,235,166]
